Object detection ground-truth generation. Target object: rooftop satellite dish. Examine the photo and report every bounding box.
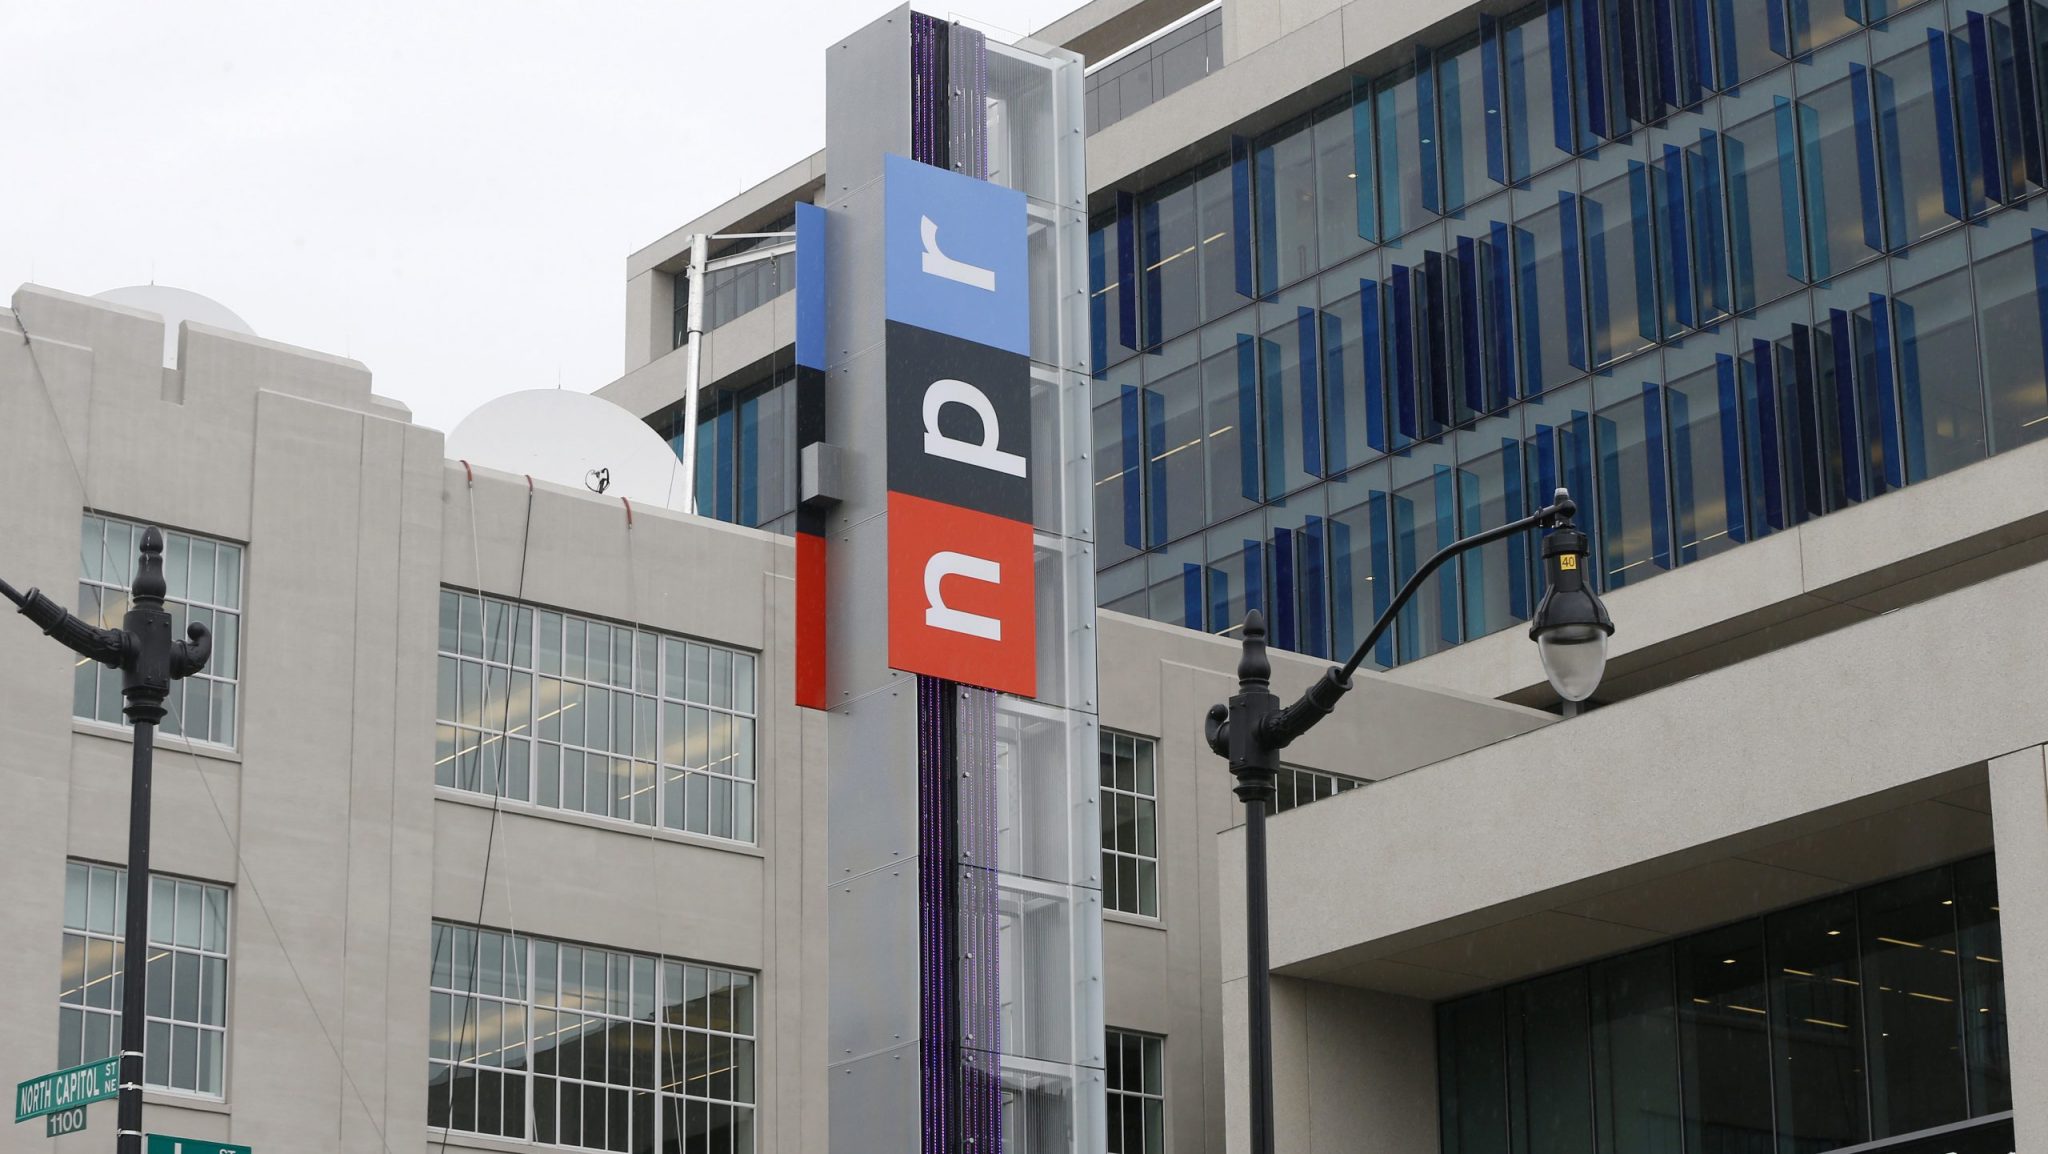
[447,389,686,512]
[93,285,256,369]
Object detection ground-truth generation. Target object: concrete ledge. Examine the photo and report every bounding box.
[1231,545,2048,997]
[1395,433,2048,706]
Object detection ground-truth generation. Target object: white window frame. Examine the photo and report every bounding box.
[435,590,760,844]
[1101,730,1160,918]
[58,861,231,1099]
[1106,1027,1166,1154]
[428,921,758,1150]
[76,513,244,747]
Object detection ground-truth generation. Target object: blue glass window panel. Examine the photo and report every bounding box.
[1139,175,1203,346]
[1789,0,1864,54]
[1688,130,1736,323]
[1651,142,1697,337]
[735,375,793,529]
[1736,295,1816,532]
[1258,288,1326,498]
[1453,413,1533,639]
[1143,336,1208,547]
[1326,462,1397,669]
[1094,367,1145,566]
[1723,94,1809,310]
[1889,231,1988,479]
[1504,2,1579,181]
[1871,16,1968,247]
[1320,252,1392,472]
[1592,375,1675,589]
[1088,216,1129,374]
[1197,160,1255,322]
[1314,101,1371,271]
[1971,204,2048,450]
[1266,493,1331,658]
[1200,316,1263,525]
[1206,510,1269,634]
[1255,118,1321,292]
[1388,258,1429,444]
[1582,160,1664,366]
[1665,338,1750,564]
[1447,200,1519,419]
[1376,68,1435,240]
[1145,536,1207,632]
[1951,17,2004,213]
[1813,261,1902,501]
[1714,0,1792,88]
[1797,59,1887,281]
[1512,173,1591,395]
[1522,382,1600,588]
[1439,35,1506,211]
[1390,447,1462,661]
[1098,558,1148,620]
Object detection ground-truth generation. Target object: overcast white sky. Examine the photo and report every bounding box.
[2,0,1079,434]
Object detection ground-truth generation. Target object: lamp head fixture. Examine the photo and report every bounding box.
[1528,489,1615,703]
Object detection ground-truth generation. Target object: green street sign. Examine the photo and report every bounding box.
[45,1106,87,1137]
[14,1057,119,1123]
[148,1136,252,1154]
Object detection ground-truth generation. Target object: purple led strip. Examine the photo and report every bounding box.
[916,673,954,1154]
[957,685,1002,1154]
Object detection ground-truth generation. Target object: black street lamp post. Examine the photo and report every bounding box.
[1204,487,1613,1154]
[3,528,212,1154]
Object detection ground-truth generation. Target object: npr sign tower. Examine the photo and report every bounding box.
[796,9,1103,1154]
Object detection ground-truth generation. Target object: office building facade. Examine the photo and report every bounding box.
[603,0,2048,1151]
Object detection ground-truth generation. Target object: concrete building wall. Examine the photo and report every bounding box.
[0,285,828,1153]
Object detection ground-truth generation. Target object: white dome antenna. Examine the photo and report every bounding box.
[446,389,685,512]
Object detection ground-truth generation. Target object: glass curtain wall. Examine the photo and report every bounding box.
[1437,855,2014,1154]
[1091,0,2048,669]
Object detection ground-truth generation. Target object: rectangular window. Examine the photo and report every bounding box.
[1106,1028,1165,1154]
[436,591,759,844]
[76,514,243,746]
[428,922,757,1150]
[58,862,229,1098]
[1100,731,1159,918]
[1438,855,2013,1153]
[1274,765,1367,813]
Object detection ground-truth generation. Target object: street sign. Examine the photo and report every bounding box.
[147,1137,252,1154]
[44,1106,87,1136]
[14,1057,119,1122]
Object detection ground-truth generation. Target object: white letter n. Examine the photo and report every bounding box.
[921,215,997,291]
[925,552,1002,640]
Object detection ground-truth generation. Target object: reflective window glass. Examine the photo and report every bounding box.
[1314,101,1371,270]
[1145,336,1209,547]
[1723,90,1810,311]
[1502,3,1577,181]
[1326,462,1397,669]
[1198,161,1254,322]
[1971,204,2048,452]
[1766,893,1868,1152]
[1376,67,1435,240]
[1678,922,1775,1152]
[1256,118,1321,292]
[1890,232,1988,481]
[1508,970,1593,1154]
[1861,866,1967,1138]
[1590,945,1682,1154]
[1439,991,1509,1154]
[1592,371,1675,589]
[1141,176,1203,345]
[1664,331,1750,564]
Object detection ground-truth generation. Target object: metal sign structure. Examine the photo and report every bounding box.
[45,1107,87,1137]
[15,1057,119,1123]
[146,1137,253,1154]
[812,8,1103,1154]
